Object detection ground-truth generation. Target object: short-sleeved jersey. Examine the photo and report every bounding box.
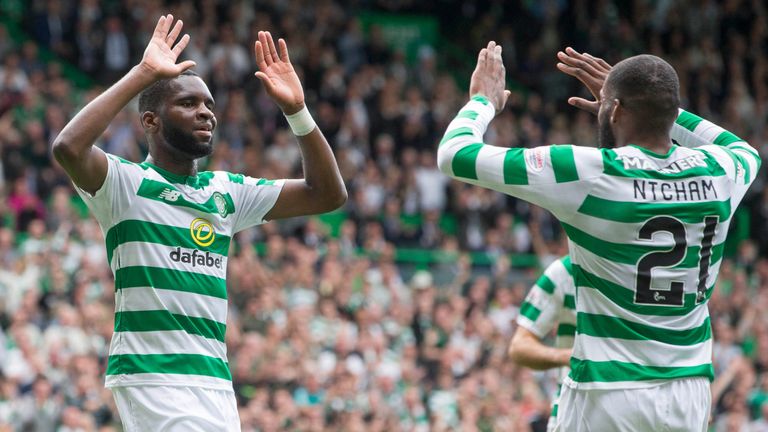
[438,96,761,389]
[517,255,576,382]
[517,255,576,430]
[76,154,283,390]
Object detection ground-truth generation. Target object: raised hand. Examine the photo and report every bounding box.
[254,31,304,115]
[469,41,511,114]
[139,14,196,79]
[556,47,612,114]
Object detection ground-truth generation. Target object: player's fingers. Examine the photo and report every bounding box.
[568,97,599,114]
[166,19,184,46]
[477,48,488,68]
[556,62,600,86]
[278,38,290,63]
[161,14,173,39]
[258,32,273,65]
[254,71,275,93]
[177,60,197,73]
[171,34,191,57]
[254,41,267,68]
[583,53,609,72]
[152,15,166,40]
[559,50,603,78]
[266,31,280,64]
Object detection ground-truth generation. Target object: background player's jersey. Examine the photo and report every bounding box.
[438,96,761,389]
[516,255,575,430]
[76,154,283,390]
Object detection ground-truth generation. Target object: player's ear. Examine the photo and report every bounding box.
[141,111,159,132]
[610,99,621,124]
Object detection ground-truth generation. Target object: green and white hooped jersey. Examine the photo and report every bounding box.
[517,255,576,382]
[77,154,283,390]
[439,96,761,389]
[517,255,575,429]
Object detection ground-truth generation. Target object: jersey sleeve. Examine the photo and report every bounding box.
[672,109,761,188]
[74,154,144,229]
[228,174,285,232]
[517,257,572,339]
[436,96,603,219]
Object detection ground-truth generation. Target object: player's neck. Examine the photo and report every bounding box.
[145,153,198,177]
[622,136,673,156]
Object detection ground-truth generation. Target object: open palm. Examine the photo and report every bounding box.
[254,31,305,114]
[140,14,196,79]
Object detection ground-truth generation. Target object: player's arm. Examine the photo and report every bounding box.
[509,257,574,370]
[557,47,761,182]
[252,32,346,221]
[508,327,571,370]
[51,15,195,195]
[437,42,599,216]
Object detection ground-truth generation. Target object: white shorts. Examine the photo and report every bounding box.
[112,386,241,432]
[553,377,710,432]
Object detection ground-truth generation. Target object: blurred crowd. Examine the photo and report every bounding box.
[0,0,766,431]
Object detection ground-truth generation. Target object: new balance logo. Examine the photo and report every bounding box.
[158,188,181,202]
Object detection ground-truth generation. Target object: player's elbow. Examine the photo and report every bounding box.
[51,137,79,166]
[327,185,348,211]
[436,146,454,177]
[507,339,525,364]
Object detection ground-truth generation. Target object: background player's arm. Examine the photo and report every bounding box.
[52,15,195,195]
[510,257,574,370]
[437,42,600,216]
[558,48,761,180]
[252,32,347,221]
[508,327,571,370]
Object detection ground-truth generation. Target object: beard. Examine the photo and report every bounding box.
[161,117,214,159]
[597,109,616,149]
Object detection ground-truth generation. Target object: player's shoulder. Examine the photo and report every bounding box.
[209,171,279,188]
[543,255,574,288]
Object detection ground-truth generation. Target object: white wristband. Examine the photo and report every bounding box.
[284,106,316,137]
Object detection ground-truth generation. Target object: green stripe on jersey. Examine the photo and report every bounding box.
[557,323,576,337]
[115,266,227,299]
[503,149,528,185]
[713,130,743,146]
[452,144,483,179]
[577,195,730,224]
[720,146,751,184]
[675,110,703,132]
[601,149,726,180]
[106,354,231,380]
[562,223,724,267]
[519,302,541,322]
[227,173,244,184]
[577,313,711,346]
[536,274,556,294]
[564,294,575,309]
[550,145,579,183]
[105,220,231,264]
[440,127,474,147]
[137,179,235,217]
[115,310,226,342]
[570,358,713,383]
[471,95,489,105]
[456,110,478,120]
[572,265,713,317]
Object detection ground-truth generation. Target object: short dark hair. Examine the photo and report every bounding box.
[138,69,199,113]
[604,55,680,135]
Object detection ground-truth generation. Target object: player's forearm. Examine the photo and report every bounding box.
[508,332,571,370]
[294,128,348,211]
[53,66,156,160]
[436,95,498,178]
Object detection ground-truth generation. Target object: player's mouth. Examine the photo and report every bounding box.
[194,124,213,139]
